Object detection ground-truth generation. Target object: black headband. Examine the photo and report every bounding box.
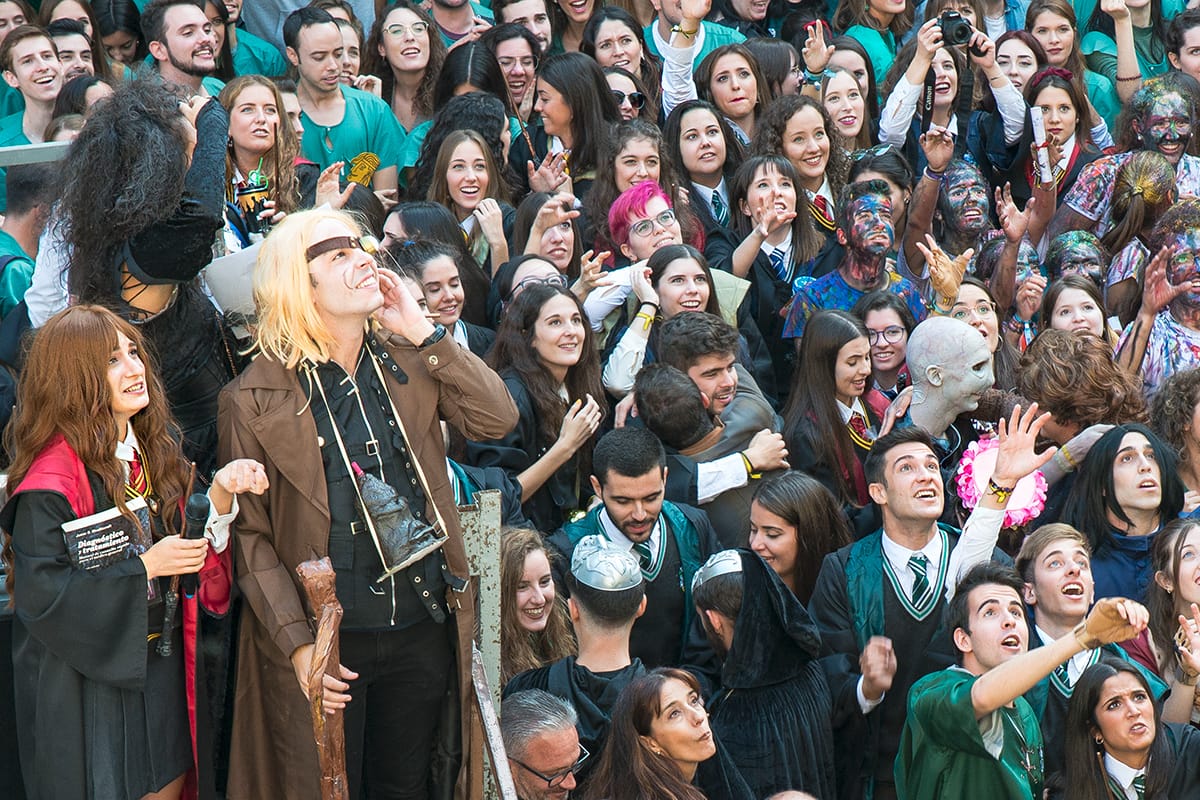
[305,235,379,261]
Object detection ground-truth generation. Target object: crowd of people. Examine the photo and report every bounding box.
[1,0,1200,797]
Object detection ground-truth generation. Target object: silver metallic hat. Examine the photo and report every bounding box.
[691,550,743,593]
[571,535,644,591]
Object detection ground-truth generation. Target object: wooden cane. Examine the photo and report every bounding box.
[297,557,349,800]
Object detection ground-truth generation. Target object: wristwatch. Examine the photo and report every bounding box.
[419,323,447,348]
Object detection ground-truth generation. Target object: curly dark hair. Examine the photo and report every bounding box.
[751,94,850,199]
[1151,367,1200,463]
[362,0,445,123]
[60,78,191,304]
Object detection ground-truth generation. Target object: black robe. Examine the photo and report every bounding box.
[706,550,838,799]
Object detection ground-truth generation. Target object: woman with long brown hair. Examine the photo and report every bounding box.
[499,527,574,685]
[0,305,265,799]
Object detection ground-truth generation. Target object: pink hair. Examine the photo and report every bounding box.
[608,181,671,249]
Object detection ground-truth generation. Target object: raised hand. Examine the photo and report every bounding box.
[474,198,507,247]
[995,183,1029,244]
[1076,597,1149,648]
[374,266,437,345]
[1015,273,1046,322]
[917,234,970,303]
[631,264,659,306]
[1143,245,1195,315]
[755,198,797,238]
[802,21,834,73]
[744,429,789,472]
[967,31,995,69]
[558,394,603,452]
[991,402,1056,485]
[1175,603,1200,680]
[573,249,612,300]
[315,162,354,209]
[1102,0,1131,21]
[919,125,955,173]
[528,152,569,193]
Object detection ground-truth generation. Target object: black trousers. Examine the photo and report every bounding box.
[340,619,453,800]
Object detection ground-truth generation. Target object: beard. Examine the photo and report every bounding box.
[168,48,216,79]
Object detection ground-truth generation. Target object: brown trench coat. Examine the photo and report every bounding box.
[217,333,518,800]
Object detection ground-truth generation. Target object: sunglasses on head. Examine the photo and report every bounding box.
[611,90,646,110]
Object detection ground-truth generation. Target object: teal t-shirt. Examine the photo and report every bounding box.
[0,84,22,118]
[0,112,31,213]
[436,2,494,48]
[231,29,288,78]
[1084,69,1122,130]
[844,25,897,91]
[642,19,747,64]
[299,84,405,185]
[0,228,34,318]
[1081,26,1169,87]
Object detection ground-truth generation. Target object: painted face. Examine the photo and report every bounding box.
[686,352,738,415]
[445,139,490,216]
[307,219,384,323]
[606,71,643,122]
[515,548,556,632]
[595,467,666,542]
[291,22,343,94]
[873,441,944,522]
[996,38,1039,92]
[531,293,586,378]
[854,170,909,229]
[623,195,682,262]
[496,37,537,106]
[1025,537,1093,629]
[740,164,797,226]
[677,108,726,180]
[108,330,150,426]
[708,54,757,123]
[1050,286,1104,337]
[647,679,716,770]
[654,257,710,318]
[781,106,830,188]
[944,164,990,232]
[3,35,63,106]
[378,8,430,74]
[592,19,641,70]
[420,254,465,328]
[1030,11,1075,69]
[228,83,279,159]
[1139,90,1193,164]
[748,500,799,582]
[930,47,958,110]
[50,0,92,38]
[1111,431,1162,517]
[338,23,361,83]
[828,48,870,97]
[53,32,93,81]
[1052,235,1106,283]
[502,0,552,52]
[1092,672,1156,767]
[1170,26,1200,84]
[555,0,595,26]
[951,284,1000,352]
[1014,241,1042,284]
[863,307,908,374]
[1168,228,1200,310]
[834,336,872,405]
[843,192,894,256]
[823,71,864,141]
[534,79,572,139]
[1035,84,1077,142]
[958,583,1027,671]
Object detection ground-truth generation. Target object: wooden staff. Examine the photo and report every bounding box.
[297,557,349,800]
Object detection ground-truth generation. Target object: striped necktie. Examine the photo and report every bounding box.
[769,247,788,282]
[711,191,729,226]
[1132,774,1145,800]
[128,449,149,496]
[909,554,934,609]
[632,540,653,572]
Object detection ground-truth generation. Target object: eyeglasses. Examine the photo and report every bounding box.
[629,209,676,238]
[950,302,997,322]
[510,744,590,788]
[851,144,895,162]
[498,55,537,71]
[384,21,429,38]
[512,272,569,296]
[611,90,646,110]
[867,326,906,345]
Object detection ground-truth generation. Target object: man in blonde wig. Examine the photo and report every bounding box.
[219,208,518,799]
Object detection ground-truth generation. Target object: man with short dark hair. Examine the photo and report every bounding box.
[45,18,91,80]
[809,408,1053,800]
[895,563,1148,800]
[502,690,585,800]
[0,25,59,212]
[0,162,52,315]
[494,0,550,52]
[284,6,401,192]
[430,0,492,47]
[505,535,645,782]
[142,0,221,95]
[549,426,720,668]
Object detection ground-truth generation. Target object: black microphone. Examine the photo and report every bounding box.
[182,493,210,598]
